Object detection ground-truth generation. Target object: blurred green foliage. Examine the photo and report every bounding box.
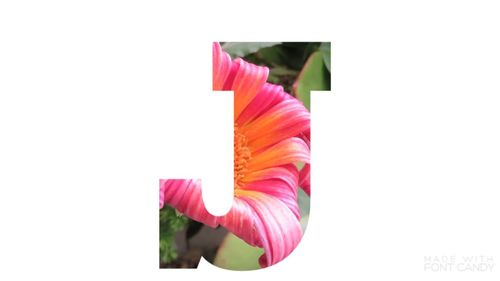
[159,206,188,263]
[222,42,282,57]
[213,232,264,270]
[293,50,330,109]
[319,42,331,72]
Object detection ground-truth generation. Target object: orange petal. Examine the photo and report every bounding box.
[228,58,269,120]
[247,137,310,172]
[242,99,310,151]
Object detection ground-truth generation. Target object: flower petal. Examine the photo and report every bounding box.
[242,99,310,152]
[298,164,310,196]
[236,83,289,126]
[220,190,302,267]
[298,131,311,195]
[160,179,303,268]
[221,58,269,120]
[247,137,310,172]
[160,179,218,228]
[239,179,300,220]
[160,179,166,209]
[242,164,299,189]
[241,164,300,219]
[212,42,232,90]
[251,119,310,153]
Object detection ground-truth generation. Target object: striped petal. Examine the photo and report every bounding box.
[242,99,310,152]
[247,137,310,172]
[236,83,289,126]
[160,180,302,268]
[239,180,300,220]
[298,131,311,195]
[221,57,269,120]
[221,190,302,267]
[242,164,299,189]
[160,179,218,228]
[212,42,232,90]
[241,164,300,219]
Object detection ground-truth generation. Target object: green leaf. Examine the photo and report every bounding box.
[159,206,188,263]
[293,51,331,110]
[213,233,264,270]
[222,42,282,58]
[319,42,331,72]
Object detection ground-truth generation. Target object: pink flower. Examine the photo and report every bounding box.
[160,43,311,267]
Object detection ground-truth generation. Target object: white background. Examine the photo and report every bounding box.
[1,1,499,280]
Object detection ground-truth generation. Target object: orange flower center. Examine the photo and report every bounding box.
[234,124,252,188]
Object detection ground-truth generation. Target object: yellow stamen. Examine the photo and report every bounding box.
[234,124,252,188]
